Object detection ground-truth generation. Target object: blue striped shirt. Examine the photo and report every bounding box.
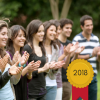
[72,32,99,74]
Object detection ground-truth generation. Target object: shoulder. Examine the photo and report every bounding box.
[72,32,82,41]
[24,44,31,53]
[92,34,99,41]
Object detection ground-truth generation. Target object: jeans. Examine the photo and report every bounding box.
[78,75,97,100]
[45,86,57,100]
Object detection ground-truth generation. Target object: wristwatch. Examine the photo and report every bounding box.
[89,53,92,58]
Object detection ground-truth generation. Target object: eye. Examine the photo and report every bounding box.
[1,32,5,35]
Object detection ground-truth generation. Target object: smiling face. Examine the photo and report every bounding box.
[0,27,8,48]
[13,29,26,48]
[33,25,44,42]
[81,20,93,35]
[62,24,72,38]
[46,25,56,41]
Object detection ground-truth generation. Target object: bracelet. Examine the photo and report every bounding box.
[18,63,26,67]
[23,64,26,68]
[18,62,21,67]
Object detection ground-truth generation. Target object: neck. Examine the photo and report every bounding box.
[58,33,67,43]
[33,38,39,47]
[82,31,91,41]
[44,38,51,47]
[13,44,20,52]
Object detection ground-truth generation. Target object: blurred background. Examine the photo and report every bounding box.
[0,0,100,99]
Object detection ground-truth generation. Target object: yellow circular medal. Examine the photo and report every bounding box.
[67,59,94,88]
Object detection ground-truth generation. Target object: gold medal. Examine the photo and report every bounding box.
[67,59,94,88]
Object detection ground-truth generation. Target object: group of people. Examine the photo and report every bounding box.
[0,14,100,100]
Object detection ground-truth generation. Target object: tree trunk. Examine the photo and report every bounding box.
[49,0,72,19]
[60,0,72,19]
[49,0,59,19]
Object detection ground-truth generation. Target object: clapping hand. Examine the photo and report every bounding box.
[9,61,23,75]
[12,51,19,64]
[49,60,65,70]
[76,46,85,54]
[0,54,9,72]
[20,51,29,66]
[27,60,41,72]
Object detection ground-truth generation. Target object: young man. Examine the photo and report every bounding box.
[58,18,73,100]
[72,15,99,100]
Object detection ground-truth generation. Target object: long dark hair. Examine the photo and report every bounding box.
[43,20,57,50]
[26,19,46,56]
[0,20,8,58]
[6,25,26,57]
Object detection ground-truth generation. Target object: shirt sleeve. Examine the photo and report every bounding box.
[0,71,11,89]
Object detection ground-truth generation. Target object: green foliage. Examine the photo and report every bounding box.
[0,0,100,40]
[68,0,100,40]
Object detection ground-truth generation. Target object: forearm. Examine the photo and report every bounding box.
[58,54,66,61]
[78,54,90,60]
[63,54,71,69]
[10,73,21,85]
[71,53,78,61]
[21,66,28,76]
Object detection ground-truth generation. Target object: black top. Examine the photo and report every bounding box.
[7,51,28,100]
[59,40,71,82]
[14,75,28,100]
[0,71,11,89]
[24,44,46,99]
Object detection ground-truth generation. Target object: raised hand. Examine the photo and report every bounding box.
[9,61,23,75]
[92,47,100,57]
[70,42,79,52]
[0,54,9,72]
[63,43,73,56]
[12,51,19,64]
[20,51,29,65]
[76,46,85,54]
[27,60,41,72]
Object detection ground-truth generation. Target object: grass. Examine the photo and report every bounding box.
[70,71,100,100]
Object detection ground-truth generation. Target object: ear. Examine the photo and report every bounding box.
[81,25,84,30]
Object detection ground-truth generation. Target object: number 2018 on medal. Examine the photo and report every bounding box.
[73,70,88,76]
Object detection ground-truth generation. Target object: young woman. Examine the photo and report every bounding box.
[6,25,40,100]
[24,19,64,100]
[43,21,64,100]
[0,20,23,100]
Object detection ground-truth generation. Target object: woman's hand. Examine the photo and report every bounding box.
[12,51,19,64]
[27,60,41,72]
[49,60,65,70]
[20,51,29,65]
[9,61,23,75]
[0,54,9,72]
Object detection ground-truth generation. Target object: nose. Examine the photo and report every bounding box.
[53,31,56,35]
[22,36,26,41]
[89,25,93,29]
[41,31,45,36]
[5,34,8,40]
[68,28,72,32]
